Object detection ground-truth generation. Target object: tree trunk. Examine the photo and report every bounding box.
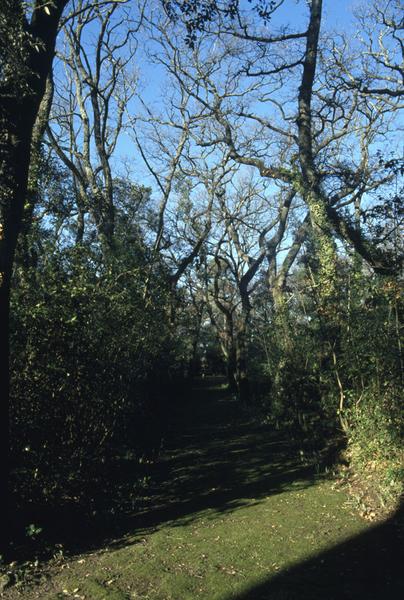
[223,315,237,393]
[297,0,339,313]
[226,346,238,393]
[235,324,250,403]
[0,106,42,555]
[0,0,68,555]
[18,74,54,266]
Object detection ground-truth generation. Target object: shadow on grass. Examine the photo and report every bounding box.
[224,502,404,600]
[12,377,317,560]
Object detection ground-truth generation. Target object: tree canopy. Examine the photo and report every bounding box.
[0,0,402,561]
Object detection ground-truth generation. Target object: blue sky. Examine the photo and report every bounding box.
[54,0,402,192]
[113,0,383,176]
[50,0,402,268]
[268,0,357,32]
[130,0,363,125]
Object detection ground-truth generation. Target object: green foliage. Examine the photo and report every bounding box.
[10,236,178,510]
[0,0,33,95]
[252,284,333,436]
[252,263,403,509]
[25,524,42,539]
[346,384,403,509]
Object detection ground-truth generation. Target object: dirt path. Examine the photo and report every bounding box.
[3,379,403,599]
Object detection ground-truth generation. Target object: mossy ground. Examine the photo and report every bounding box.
[3,379,403,599]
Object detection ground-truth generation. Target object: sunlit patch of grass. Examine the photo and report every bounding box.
[3,380,375,600]
[21,480,370,599]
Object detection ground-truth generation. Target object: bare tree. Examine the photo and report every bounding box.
[152,0,401,298]
[46,2,141,257]
[332,0,404,100]
[200,175,295,400]
[132,75,236,311]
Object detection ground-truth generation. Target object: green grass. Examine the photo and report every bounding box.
[4,378,401,600]
[56,485,363,600]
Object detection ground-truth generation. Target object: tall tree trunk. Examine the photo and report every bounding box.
[18,74,54,266]
[189,309,203,377]
[297,0,338,313]
[0,0,68,555]
[296,0,346,426]
[0,99,45,557]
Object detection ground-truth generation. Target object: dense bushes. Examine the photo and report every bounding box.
[10,239,180,512]
[347,384,403,510]
[251,267,403,510]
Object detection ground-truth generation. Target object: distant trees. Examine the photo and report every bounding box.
[150,0,400,380]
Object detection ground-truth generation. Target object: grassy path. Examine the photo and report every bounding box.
[4,379,403,599]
